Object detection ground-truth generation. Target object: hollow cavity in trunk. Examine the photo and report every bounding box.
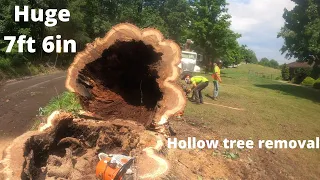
[78,40,163,126]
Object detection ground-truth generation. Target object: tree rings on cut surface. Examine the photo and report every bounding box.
[66,23,186,127]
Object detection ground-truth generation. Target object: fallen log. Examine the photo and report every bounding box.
[66,23,186,128]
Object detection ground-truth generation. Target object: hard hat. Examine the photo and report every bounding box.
[216,60,223,64]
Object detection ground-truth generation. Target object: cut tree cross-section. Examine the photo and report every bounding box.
[66,23,186,129]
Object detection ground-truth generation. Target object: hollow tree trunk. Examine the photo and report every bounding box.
[0,23,186,180]
[66,23,186,129]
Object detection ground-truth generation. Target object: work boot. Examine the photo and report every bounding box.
[193,101,201,105]
[188,97,195,102]
[205,94,214,100]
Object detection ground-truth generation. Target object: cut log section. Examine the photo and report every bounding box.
[0,112,146,180]
[66,23,186,128]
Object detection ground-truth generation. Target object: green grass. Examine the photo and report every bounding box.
[31,92,81,130]
[40,91,82,116]
[234,63,280,76]
[185,64,320,140]
[184,64,320,177]
[0,58,52,81]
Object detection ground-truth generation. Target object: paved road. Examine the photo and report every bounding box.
[0,71,66,159]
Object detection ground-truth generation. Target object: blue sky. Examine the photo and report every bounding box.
[227,0,296,64]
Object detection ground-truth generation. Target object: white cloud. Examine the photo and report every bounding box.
[227,0,296,63]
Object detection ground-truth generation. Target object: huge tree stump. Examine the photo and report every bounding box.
[66,23,186,128]
[0,23,186,180]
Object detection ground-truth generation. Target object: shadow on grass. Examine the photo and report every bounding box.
[221,75,233,79]
[255,84,320,103]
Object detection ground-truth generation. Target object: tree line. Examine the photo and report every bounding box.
[278,0,320,79]
[0,0,260,75]
[259,57,279,69]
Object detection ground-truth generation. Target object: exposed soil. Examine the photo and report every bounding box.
[78,40,163,127]
[164,118,320,180]
[21,118,143,180]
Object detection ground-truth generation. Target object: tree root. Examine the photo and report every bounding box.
[58,137,82,147]
[46,148,73,178]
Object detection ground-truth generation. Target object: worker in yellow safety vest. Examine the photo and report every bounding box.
[212,60,222,100]
[185,75,209,104]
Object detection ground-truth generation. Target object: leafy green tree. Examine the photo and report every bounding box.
[188,0,240,63]
[278,0,320,78]
[293,67,312,84]
[0,0,243,75]
[241,46,258,64]
[259,58,270,67]
[281,63,290,80]
[259,58,279,68]
[222,42,247,66]
[161,0,192,43]
[83,0,113,38]
[269,59,279,69]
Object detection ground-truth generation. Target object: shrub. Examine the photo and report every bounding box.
[281,64,290,80]
[311,65,320,79]
[313,78,320,89]
[11,54,26,67]
[301,77,315,86]
[292,68,311,84]
[275,76,281,80]
[0,58,11,69]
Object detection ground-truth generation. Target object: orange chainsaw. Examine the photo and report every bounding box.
[96,153,134,180]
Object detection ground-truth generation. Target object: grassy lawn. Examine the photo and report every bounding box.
[178,64,320,178]
[185,64,320,140]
